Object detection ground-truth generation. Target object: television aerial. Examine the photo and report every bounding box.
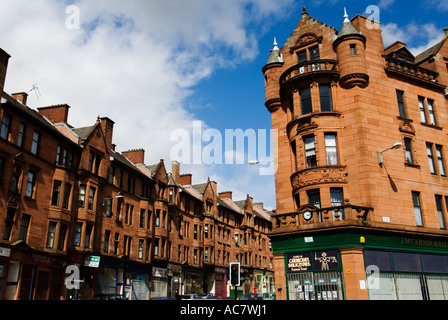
[27,83,41,100]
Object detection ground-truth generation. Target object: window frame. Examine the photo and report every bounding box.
[412,191,423,227]
[303,135,317,168]
[324,133,339,166]
[31,131,40,155]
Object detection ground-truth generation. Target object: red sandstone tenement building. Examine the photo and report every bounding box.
[263,8,448,300]
[0,48,274,300]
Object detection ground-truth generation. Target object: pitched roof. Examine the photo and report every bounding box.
[415,36,448,64]
[1,92,80,148]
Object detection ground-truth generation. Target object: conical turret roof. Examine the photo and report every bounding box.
[334,8,365,45]
[265,38,283,66]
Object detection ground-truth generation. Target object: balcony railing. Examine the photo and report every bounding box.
[272,204,373,233]
[384,56,445,89]
[280,59,339,86]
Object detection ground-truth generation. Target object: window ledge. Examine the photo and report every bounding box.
[420,122,442,130]
[405,163,420,168]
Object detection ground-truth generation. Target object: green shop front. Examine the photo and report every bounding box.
[273,230,448,300]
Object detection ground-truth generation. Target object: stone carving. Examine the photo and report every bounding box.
[399,120,415,135]
[291,166,347,191]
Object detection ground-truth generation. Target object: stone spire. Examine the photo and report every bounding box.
[265,38,283,65]
[334,8,365,45]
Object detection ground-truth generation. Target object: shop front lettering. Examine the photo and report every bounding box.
[401,237,447,248]
[288,254,311,272]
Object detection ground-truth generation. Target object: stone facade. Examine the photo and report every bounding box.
[0,48,274,300]
[264,8,448,300]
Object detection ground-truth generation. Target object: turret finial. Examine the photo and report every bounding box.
[344,7,350,23]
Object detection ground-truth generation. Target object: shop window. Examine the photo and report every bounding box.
[393,252,422,272]
[286,250,343,300]
[365,250,448,300]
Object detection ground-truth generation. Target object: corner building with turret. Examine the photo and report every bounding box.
[263,8,448,300]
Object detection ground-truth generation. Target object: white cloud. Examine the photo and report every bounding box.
[0,0,289,208]
[382,22,444,55]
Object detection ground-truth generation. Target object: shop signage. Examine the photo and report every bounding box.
[167,263,183,273]
[313,250,339,271]
[85,256,100,268]
[152,267,167,277]
[287,250,340,273]
[287,252,312,272]
[0,247,11,257]
[401,237,447,249]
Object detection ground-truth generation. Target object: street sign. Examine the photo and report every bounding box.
[85,255,100,268]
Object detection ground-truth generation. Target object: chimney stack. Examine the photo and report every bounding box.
[179,174,192,186]
[12,92,28,106]
[444,27,448,35]
[0,48,11,97]
[219,191,233,200]
[38,104,71,124]
[172,161,180,184]
[122,149,145,165]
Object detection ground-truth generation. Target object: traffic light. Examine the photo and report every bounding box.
[229,262,240,287]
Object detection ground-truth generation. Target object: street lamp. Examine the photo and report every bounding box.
[102,193,124,206]
[378,142,403,166]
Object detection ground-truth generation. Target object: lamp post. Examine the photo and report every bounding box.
[102,194,124,206]
[378,142,403,166]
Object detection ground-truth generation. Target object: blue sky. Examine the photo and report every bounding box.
[0,0,447,210]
